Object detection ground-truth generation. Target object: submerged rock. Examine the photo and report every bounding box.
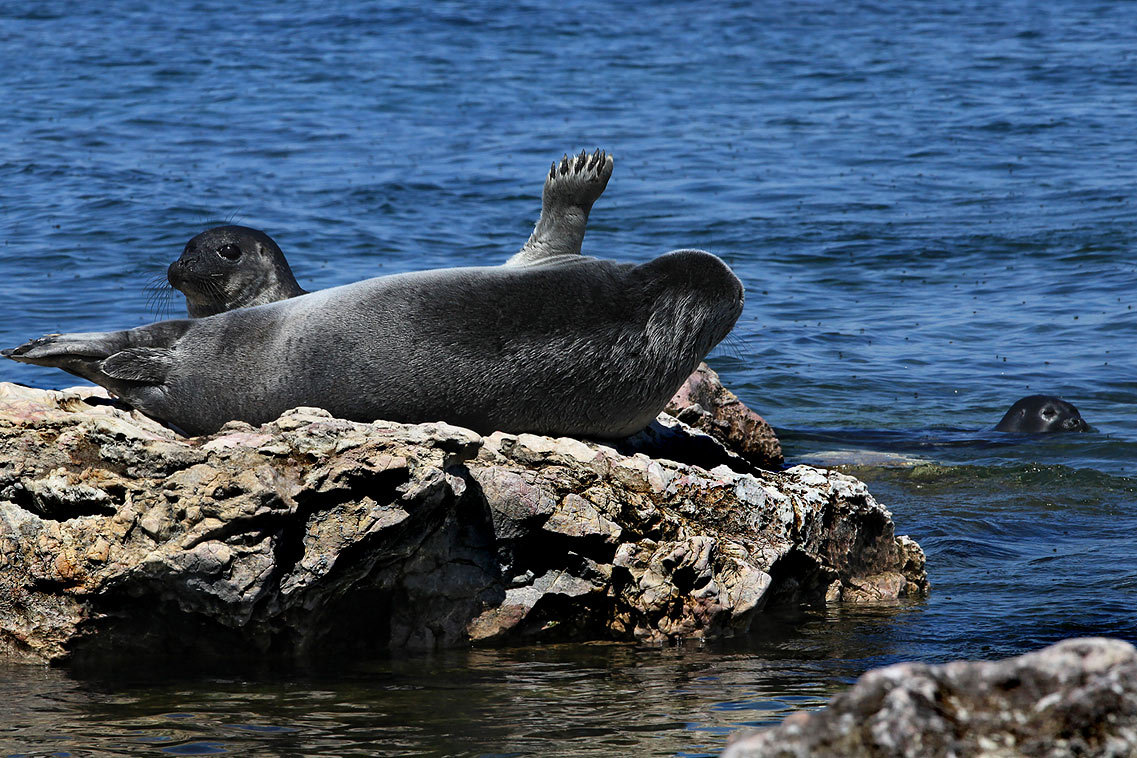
[723,637,1137,758]
[0,382,924,664]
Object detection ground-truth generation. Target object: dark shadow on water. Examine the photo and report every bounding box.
[4,602,936,757]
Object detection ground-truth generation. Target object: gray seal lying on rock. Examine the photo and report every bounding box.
[5,250,744,438]
[166,150,614,317]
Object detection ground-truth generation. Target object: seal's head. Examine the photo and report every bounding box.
[994,394,1092,433]
[634,249,745,361]
[168,225,305,318]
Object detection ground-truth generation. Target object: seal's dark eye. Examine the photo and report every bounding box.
[217,244,241,260]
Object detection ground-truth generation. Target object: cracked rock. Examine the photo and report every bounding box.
[0,382,925,664]
[723,637,1137,758]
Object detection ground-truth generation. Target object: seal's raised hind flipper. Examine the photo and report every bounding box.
[507,148,613,266]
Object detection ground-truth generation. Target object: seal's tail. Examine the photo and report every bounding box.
[6,332,121,383]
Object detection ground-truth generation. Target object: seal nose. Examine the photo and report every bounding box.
[167,259,187,287]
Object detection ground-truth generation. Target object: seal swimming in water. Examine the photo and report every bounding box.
[5,250,744,438]
[168,225,306,317]
[790,396,1093,468]
[994,395,1091,433]
[166,150,614,316]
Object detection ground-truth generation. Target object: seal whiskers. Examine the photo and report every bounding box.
[143,273,177,321]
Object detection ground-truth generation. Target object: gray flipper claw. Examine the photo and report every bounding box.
[509,148,614,266]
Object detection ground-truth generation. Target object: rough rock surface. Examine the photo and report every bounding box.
[0,382,924,664]
[667,362,784,470]
[723,637,1137,758]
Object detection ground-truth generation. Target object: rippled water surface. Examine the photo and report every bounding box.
[2,1,1136,755]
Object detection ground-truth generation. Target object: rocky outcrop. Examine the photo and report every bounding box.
[667,362,783,470]
[0,382,924,665]
[723,637,1137,758]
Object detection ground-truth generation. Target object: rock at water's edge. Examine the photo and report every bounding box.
[723,637,1137,758]
[0,382,924,664]
[667,362,783,471]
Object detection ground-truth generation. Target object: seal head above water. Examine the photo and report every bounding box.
[994,395,1091,433]
[6,250,744,438]
[168,225,306,317]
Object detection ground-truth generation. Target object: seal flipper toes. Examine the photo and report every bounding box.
[4,333,105,364]
[542,147,614,208]
[593,148,610,173]
[510,148,614,266]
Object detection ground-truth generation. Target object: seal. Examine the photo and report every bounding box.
[5,250,744,438]
[993,395,1091,433]
[506,148,614,267]
[167,226,306,317]
[165,151,613,317]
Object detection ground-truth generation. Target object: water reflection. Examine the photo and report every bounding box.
[2,607,923,757]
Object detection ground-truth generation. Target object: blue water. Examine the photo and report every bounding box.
[1,1,1135,755]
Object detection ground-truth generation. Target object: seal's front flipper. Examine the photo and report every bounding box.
[509,148,614,266]
[542,148,613,211]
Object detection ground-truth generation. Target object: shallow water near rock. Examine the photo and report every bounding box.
[1,0,1135,755]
